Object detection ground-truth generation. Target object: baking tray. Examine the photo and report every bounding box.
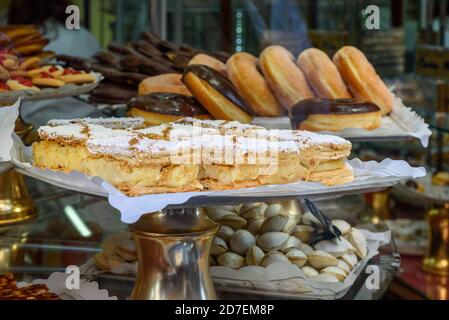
[0,72,103,105]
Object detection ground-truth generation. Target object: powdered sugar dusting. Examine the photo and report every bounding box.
[48,117,144,129]
[38,124,86,141]
[38,117,352,161]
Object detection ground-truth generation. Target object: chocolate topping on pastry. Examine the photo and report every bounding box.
[90,82,137,104]
[93,51,121,67]
[290,98,381,126]
[182,64,253,115]
[128,93,208,116]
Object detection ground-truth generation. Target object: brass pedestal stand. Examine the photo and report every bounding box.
[422,204,449,276]
[0,118,37,225]
[129,207,218,300]
[0,170,36,225]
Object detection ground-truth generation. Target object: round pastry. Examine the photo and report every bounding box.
[138,73,191,96]
[333,46,394,115]
[297,48,351,99]
[58,68,95,84]
[290,98,382,131]
[226,52,284,117]
[188,53,227,75]
[182,64,253,123]
[260,45,314,111]
[6,77,40,92]
[32,72,65,88]
[127,92,210,126]
[19,57,41,71]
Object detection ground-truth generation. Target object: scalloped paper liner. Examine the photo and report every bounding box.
[17,272,117,300]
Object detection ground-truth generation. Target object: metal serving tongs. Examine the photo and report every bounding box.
[304,199,343,246]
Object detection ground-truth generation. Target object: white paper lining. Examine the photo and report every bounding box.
[11,148,426,223]
[0,99,20,162]
[17,271,117,300]
[252,97,432,147]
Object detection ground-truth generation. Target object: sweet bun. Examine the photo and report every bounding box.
[227,52,284,117]
[260,45,314,111]
[333,46,394,115]
[297,48,351,99]
[188,53,227,75]
[182,64,253,123]
[138,73,191,96]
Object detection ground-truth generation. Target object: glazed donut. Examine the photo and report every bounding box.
[138,73,192,96]
[6,77,40,92]
[226,52,284,117]
[290,98,382,132]
[182,64,253,123]
[333,46,394,115]
[297,48,351,99]
[188,53,227,75]
[260,46,314,111]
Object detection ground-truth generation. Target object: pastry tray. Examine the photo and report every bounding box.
[12,154,425,223]
[0,72,103,104]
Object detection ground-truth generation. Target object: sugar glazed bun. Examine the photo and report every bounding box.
[226,52,285,117]
[138,73,192,96]
[297,48,351,99]
[333,46,394,115]
[188,53,227,75]
[260,45,314,111]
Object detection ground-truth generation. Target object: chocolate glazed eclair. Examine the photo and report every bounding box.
[127,93,210,126]
[290,98,382,132]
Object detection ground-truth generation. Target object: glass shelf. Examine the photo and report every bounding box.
[0,177,399,300]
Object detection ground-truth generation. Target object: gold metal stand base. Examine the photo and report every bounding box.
[129,207,218,300]
[422,206,449,276]
[0,170,37,226]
